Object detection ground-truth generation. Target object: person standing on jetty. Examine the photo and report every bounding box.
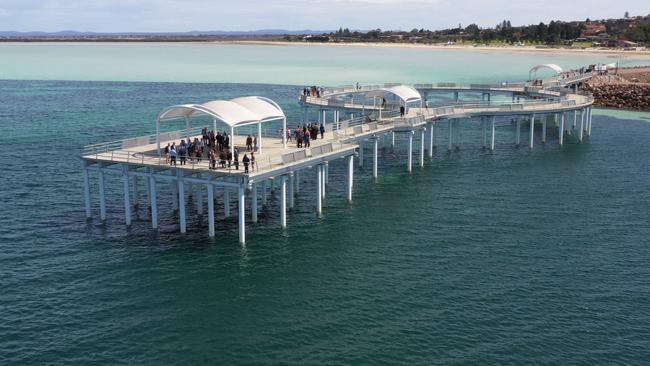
[242,154,250,174]
[400,105,405,117]
[320,123,325,139]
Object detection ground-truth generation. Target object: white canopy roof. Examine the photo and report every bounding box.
[529,64,563,75]
[366,85,422,104]
[157,96,285,128]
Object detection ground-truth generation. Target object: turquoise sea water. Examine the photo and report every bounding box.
[1,44,650,364]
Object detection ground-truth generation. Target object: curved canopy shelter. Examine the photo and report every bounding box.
[529,64,563,80]
[156,96,286,155]
[366,85,423,106]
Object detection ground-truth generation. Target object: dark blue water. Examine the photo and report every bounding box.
[1,80,650,364]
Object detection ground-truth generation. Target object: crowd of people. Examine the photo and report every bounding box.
[291,123,325,148]
[302,86,324,98]
[163,128,256,174]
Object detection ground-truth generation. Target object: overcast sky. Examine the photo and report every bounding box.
[0,0,647,32]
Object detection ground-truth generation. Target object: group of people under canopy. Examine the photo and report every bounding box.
[163,128,258,173]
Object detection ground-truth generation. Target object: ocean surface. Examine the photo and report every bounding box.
[1,44,650,364]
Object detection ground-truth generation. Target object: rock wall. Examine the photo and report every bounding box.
[585,83,650,111]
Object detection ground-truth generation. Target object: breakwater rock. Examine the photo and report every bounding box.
[585,83,650,111]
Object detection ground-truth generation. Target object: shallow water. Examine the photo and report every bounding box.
[1,78,650,364]
[2,42,650,85]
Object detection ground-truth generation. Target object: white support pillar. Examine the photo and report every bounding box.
[419,128,425,167]
[171,176,178,211]
[262,180,268,206]
[542,116,547,143]
[98,167,106,221]
[529,115,535,150]
[490,116,496,151]
[282,117,287,148]
[288,173,294,209]
[251,183,258,223]
[207,184,215,237]
[82,163,91,219]
[316,165,323,216]
[579,109,584,142]
[122,166,132,226]
[224,188,231,218]
[178,174,186,233]
[258,121,262,154]
[238,185,246,244]
[372,137,378,179]
[295,171,300,194]
[429,122,435,157]
[280,175,287,228]
[516,118,521,145]
[481,118,487,148]
[573,109,578,129]
[358,143,364,167]
[559,113,565,146]
[321,164,326,200]
[587,107,593,137]
[391,131,395,147]
[195,186,203,215]
[324,162,329,186]
[407,131,413,173]
[448,119,453,151]
[131,175,138,209]
[347,155,353,203]
[149,174,157,229]
[230,126,235,160]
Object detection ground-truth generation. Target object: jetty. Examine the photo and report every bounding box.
[81,64,594,243]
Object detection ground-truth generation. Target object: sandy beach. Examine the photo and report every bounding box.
[217,40,650,58]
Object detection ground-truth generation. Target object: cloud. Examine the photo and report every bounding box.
[0,0,647,32]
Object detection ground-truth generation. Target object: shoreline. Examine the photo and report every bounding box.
[215,40,650,57]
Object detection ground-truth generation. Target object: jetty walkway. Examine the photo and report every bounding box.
[81,65,594,243]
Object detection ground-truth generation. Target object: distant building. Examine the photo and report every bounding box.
[581,22,607,37]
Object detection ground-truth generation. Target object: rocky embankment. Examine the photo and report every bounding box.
[585,83,650,111]
[584,67,650,111]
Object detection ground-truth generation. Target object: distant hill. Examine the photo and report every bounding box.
[0,30,333,37]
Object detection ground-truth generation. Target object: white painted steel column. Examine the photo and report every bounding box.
[224,188,231,218]
[429,122,435,157]
[238,185,245,244]
[149,174,157,229]
[559,113,565,146]
[251,183,258,223]
[573,109,578,130]
[122,166,131,226]
[258,122,262,154]
[448,119,453,151]
[131,176,138,208]
[171,178,178,211]
[372,137,378,179]
[490,116,496,151]
[295,171,300,194]
[321,165,326,200]
[542,116,547,143]
[391,131,395,147]
[316,165,322,216]
[262,180,268,206]
[516,119,521,145]
[347,155,353,203]
[280,175,287,228]
[588,107,593,136]
[529,115,535,150]
[195,186,203,215]
[481,118,487,148]
[82,163,91,219]
[407,131,413,173]
[419,128,425,167]
[98,167,106,221]
[579,109,584,142]
[178,174,186,233]
[358,143,364,167]
[288,173,294,209]
[207,184,215,237]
